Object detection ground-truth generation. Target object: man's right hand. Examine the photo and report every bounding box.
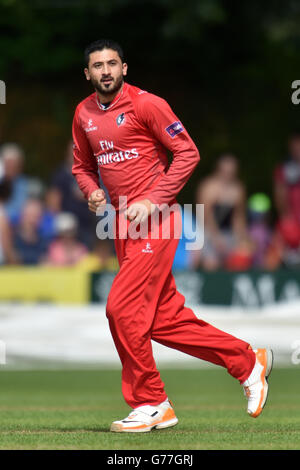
[88,189,107,213]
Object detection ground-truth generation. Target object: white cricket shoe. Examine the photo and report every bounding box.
[110,399,178,433]
[242,348,273,418]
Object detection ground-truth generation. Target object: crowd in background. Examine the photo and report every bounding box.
[1,133,300,272]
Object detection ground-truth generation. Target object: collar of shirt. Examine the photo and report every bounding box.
[95,82,127,111]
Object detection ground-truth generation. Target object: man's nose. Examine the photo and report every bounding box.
[102,63,111,75]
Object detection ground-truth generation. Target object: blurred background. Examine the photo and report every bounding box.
[0,0,300,368]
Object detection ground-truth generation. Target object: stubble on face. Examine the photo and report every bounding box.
[90,73,124,96]
[86,49,127,101]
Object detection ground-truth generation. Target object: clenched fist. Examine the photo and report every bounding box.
[88,189,107,213]
[125,199,156,225]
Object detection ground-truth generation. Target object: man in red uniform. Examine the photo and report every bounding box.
[72,39,273,432]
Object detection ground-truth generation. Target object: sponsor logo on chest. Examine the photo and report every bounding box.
[95,140,139,166]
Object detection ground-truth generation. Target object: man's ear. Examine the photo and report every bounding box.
[84,68,90,81]
[122,62,128,77]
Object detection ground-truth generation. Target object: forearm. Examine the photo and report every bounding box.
[72,167,100,200]
[147,146,200,206]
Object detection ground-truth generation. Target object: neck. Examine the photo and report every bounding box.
[96,81,124,105]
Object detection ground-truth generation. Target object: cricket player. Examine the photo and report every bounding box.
[72,39,273,432]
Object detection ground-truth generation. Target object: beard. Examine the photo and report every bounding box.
[91,73,124,96]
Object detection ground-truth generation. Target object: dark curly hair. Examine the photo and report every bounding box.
[84,39,124,66]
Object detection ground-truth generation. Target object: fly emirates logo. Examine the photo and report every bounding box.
[95,140,139,166]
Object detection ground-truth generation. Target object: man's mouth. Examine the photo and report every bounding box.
[101,78,113,84]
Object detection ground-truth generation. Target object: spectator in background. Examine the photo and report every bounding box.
[196,153,249,270]
[14,199,48,265]
[271,132,300,269]
[77,238,118,272]
[45,212,88,266]
[265,217,300,270]
[51,140,96,248]
[0,143,29,223]
[0,178,18,265]
[247,193,272,269]
[274,131,300,223]
[39,187,62,242]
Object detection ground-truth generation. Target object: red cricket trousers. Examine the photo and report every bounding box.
[106,207,255,408]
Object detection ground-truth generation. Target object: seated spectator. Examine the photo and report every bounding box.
[0,178,18,265]
[77,238,118,272]
[14,199,49,265]
[0,143,29,223]
[45,213,88,266]
[51,140,96,248]
[196,153,249,270]
[265,217,300,269]
[224,239,254,271]
[247,193,273,269]
[39,187,62,241]
[273,131,300,223]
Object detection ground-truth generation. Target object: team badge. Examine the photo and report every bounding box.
[165,121,184,138]
[116,112,125,127]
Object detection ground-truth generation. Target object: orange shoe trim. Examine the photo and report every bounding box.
[120,423,150,430]
[157,407,176,423]
[250,348,267,418]
[114,408,177,431]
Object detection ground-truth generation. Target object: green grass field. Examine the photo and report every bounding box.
[0,367,299,450]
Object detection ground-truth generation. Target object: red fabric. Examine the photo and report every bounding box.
[225,251,253,271]
[277,217,300,248]
[106,211,255,408]
[72,82,200,207]
[73,83,255,408]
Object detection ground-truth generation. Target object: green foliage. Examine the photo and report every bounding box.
[0,0,299,201]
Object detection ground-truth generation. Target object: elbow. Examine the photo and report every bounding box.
[71,163,80,179]
[194,146,201,165]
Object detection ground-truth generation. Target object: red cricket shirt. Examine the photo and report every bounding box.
[72,82,200,210]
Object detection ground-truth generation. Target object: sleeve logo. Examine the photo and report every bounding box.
[165,121,184,138]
